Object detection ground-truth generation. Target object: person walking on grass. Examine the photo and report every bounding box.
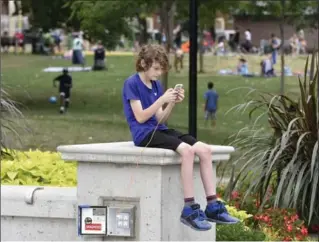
[53,68,72,114]
[204,82,218,128]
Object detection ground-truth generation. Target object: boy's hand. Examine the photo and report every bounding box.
[175,89,184,103]
[161,88,178,104]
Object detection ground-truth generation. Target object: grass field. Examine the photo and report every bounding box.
[2,53,306,152]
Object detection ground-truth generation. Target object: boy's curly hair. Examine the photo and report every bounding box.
[136,44,169,72]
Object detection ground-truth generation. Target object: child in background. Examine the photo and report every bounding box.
[204,82,218,128]
[237,58,249,76]
[53,68,72,114]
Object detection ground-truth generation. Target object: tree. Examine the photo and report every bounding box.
[159,0,176,91]
[176,0,241,73]
[68,0,159,49]
[69,1,133,49]
[238,0,318,94]
[20,0,75,31]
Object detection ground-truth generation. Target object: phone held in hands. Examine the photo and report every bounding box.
[174,84,183,91]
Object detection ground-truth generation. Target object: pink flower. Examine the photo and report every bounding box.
[231,191,239,199]
[301,226,308,236]
[286,224,293,232]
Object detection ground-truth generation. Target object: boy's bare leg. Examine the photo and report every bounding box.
[176,143,195,198]
[177,143,212,231]
[192,141,215,197]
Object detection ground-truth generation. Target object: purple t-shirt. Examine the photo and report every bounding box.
[122,73,168,145]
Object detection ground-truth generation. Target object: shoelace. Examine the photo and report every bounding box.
[215,201,228,214]
[191,209,207,221]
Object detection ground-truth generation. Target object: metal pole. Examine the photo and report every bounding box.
[189,0,198,138]
[280,0,285,95]
[317,0,319,146]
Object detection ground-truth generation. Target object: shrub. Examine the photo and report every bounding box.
[0,86,27,159]
[254,208,309,241]
[216,222,266,241]
[216,203,266,241]
[1,149,77,186]
[224,51,319,225]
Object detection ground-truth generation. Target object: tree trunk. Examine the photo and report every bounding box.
[160,0,175,91]
[199,29,204,73]
[280,0,285,95]
[137,15,148,45]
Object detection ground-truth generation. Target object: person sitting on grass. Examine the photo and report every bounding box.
[260,54,276,77]
[237,57,254,77]
[122,44,239,231]
[93,41,107,71]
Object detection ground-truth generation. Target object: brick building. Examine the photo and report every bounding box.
[233,15,318,49]
[147,11,318,49]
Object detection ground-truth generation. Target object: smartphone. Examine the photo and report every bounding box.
[174,84,183,90]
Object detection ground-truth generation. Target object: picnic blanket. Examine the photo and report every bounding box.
[43,66,92,73]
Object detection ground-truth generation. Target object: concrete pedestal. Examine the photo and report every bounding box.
[58,141,234,241]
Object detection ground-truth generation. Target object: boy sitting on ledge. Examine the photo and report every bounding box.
[122,44,239,231]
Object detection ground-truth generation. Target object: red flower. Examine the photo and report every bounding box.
[286,224,293,232]
[254,215,260,220]
[231,191,239,199]
[283,236,292,241]
[300,226,308,236]
[290,214,299,222]
[262,215,271,223]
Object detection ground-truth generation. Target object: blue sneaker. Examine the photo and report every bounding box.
[180,203,212,231]
[205,201,240,224]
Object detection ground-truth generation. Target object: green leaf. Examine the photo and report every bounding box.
[6,171,18,181]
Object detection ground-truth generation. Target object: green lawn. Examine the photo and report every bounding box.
[2,53,305,152]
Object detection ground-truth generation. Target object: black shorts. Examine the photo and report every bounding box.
[59,89,70,99]
[138,129,197,151]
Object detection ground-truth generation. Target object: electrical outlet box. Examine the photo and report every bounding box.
[106,205,135,237]
[78,206,107,235]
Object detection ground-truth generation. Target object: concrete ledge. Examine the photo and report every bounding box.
[1,185,77,219]
[57,141,235,241]
[57,141,235,165]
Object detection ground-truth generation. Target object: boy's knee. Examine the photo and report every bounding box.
[177,143,195,158]
[193,142,212,157]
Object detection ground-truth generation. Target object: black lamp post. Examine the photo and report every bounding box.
[188,0,198,138]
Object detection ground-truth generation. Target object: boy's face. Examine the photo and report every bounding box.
[145,61,163,80]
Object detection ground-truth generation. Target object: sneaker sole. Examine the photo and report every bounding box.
[180,218,211,231]
[206,218,239,225]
